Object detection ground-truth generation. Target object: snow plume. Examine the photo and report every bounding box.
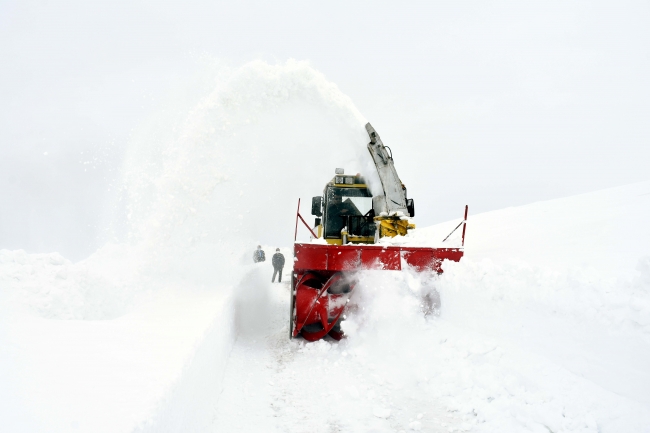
[5,60,373,318]
[117,59,370,283]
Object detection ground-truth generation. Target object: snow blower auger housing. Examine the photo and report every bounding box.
[290,123,467,342]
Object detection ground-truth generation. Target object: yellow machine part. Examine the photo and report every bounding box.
[315,217,414,244]
[376,217,415,238]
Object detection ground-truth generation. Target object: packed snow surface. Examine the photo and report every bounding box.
[1,60,649,432]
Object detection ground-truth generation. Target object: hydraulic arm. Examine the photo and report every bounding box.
[366,123,409,216]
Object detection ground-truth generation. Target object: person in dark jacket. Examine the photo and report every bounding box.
[253,245,265,263]
[271,248,285,283]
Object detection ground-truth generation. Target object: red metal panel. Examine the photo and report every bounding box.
[360,246,401,270]
[401,248,436,272]
[434,248,463,263]
[401,247,464,272]
[294,244,327,272]
[328,246,361,270]
[294,243,464,274]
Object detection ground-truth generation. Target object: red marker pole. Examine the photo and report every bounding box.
[294,199,301,242]
[461,205,468,247]
[298,213,318,239]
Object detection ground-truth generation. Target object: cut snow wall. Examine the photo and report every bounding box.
[133,264,272,433]
[134,294,236,433]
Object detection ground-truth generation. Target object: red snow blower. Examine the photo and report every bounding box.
[290,123,467,342]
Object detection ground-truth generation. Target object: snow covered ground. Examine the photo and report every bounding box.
[1,61,649,432]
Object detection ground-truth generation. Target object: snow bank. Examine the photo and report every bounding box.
[0,246,146,320]
[0,248,280,433]
[440,256,650,343]
[415,180,650,272]
[132,292,235,433]
[0,284,233,433]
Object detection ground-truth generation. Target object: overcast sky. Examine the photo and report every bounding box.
[1,0,649,261]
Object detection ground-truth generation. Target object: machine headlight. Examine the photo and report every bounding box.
[345,177,354,184]
[335,176,344,184]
